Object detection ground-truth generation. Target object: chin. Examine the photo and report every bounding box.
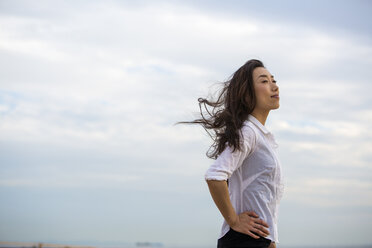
[272,104,280,110]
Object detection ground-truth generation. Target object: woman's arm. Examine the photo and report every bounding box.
[206,179,270,239]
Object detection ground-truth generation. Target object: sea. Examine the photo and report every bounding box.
[1,241,372,248]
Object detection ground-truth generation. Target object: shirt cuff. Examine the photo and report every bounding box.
[204,169,229,181]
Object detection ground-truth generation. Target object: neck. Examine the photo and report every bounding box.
[250,109,269,126]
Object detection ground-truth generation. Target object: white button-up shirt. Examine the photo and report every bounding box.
[205,114,285,243]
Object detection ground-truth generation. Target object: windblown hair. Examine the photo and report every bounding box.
[176,59,265,159]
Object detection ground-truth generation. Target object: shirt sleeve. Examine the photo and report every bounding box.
[204,125,257,181]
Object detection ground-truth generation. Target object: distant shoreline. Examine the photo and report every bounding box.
[0,241,96,248]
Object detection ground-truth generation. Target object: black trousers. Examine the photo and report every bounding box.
[217,228,272,248]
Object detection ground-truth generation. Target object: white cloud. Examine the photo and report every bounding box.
[0,0,370,183]
[0,172,141,188]
[285,177,372,207]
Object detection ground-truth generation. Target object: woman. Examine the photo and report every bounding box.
[178,59,284,248]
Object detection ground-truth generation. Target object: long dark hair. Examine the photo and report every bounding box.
[175,59,265,159]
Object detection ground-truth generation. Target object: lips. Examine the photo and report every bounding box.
[271,95,279,98]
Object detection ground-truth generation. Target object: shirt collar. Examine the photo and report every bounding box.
[247,114,271,135]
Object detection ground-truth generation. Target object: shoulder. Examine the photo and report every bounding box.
[241,120,258,137]
[240,121,258,149]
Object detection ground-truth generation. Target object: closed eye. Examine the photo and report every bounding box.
[263,80,277,83]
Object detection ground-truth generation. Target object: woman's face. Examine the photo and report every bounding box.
[252,67,280,112]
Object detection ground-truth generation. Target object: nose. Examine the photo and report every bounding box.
[272,83,279,92]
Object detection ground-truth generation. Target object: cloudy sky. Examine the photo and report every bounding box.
[0,0,371,247]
